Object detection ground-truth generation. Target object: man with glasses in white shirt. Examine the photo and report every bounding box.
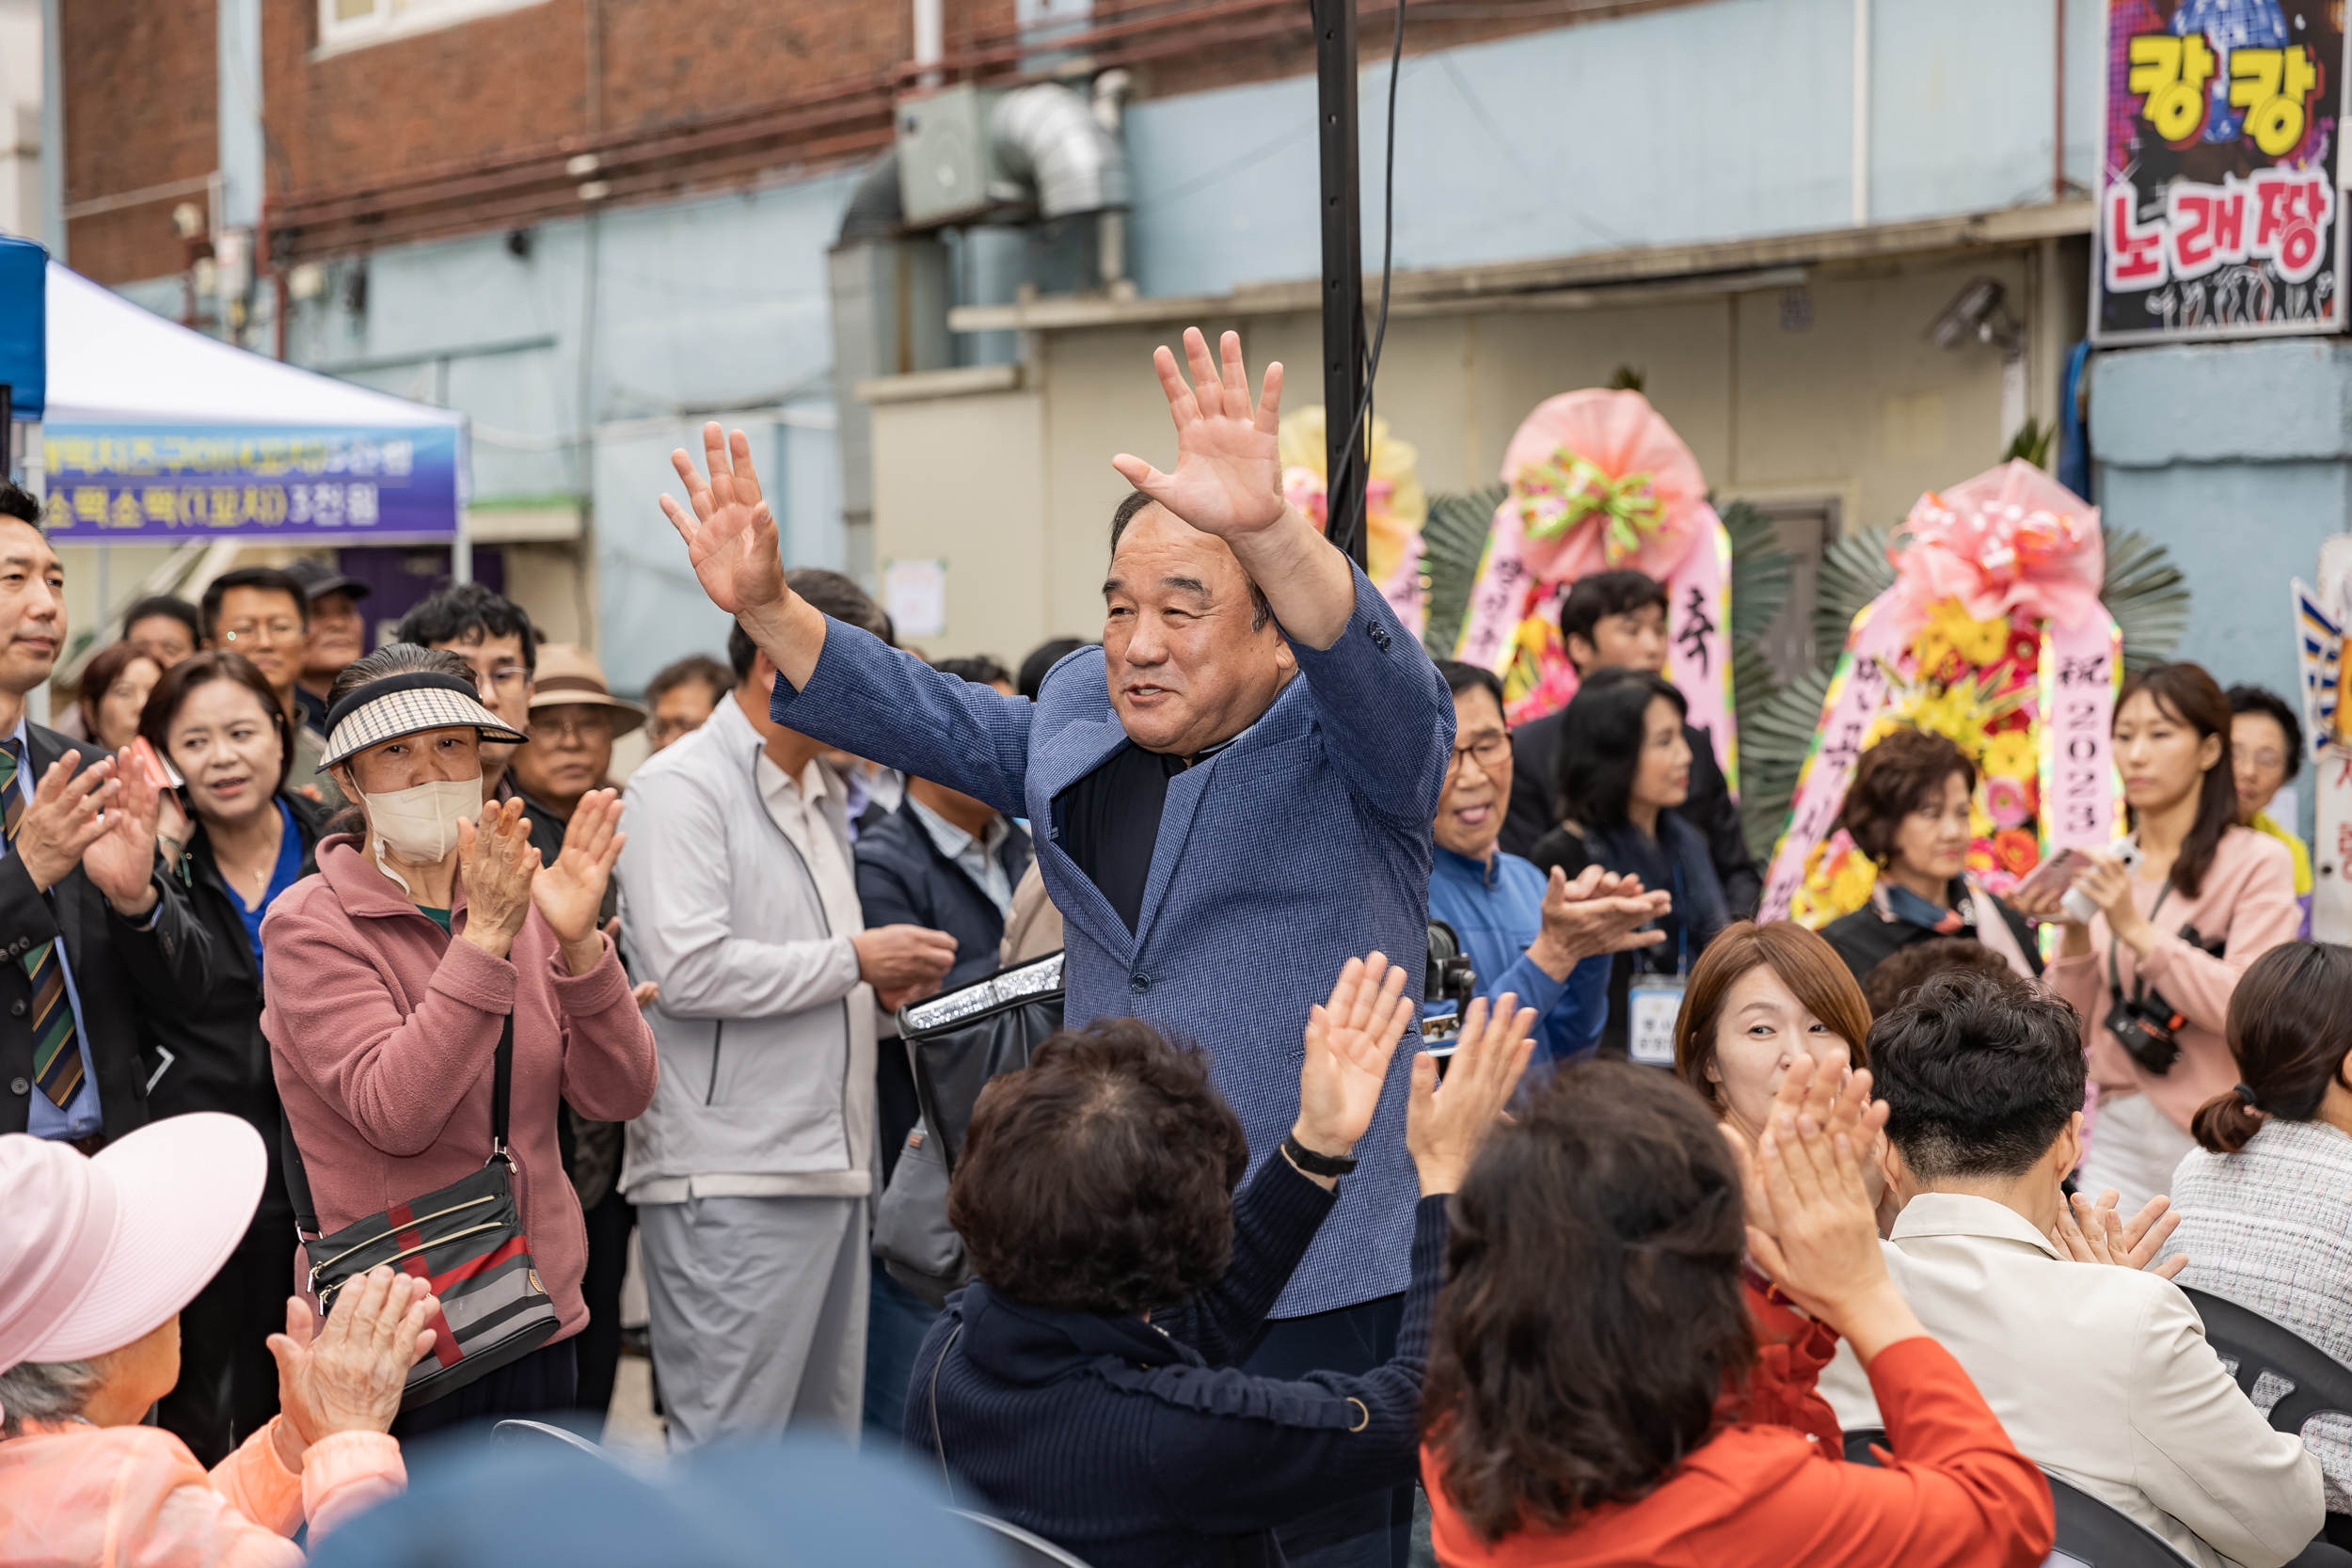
[199,566,343,809]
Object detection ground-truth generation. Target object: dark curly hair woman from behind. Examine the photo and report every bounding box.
[1422,1062,1753,1540]
[949,1017,1249,1313]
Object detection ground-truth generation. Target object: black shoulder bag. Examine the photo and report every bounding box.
[281,1011,561,1411]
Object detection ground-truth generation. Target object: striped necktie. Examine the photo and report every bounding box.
[0,737,83,1107]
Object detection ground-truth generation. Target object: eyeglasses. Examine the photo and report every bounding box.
[2240,748,2288,772]
[537,711,615,742]
[219,618,303,645]
[469,667,531,696]
[646,716,704,744]
[1448,732,1510,770]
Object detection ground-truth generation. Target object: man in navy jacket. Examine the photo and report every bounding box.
[664,327,1453,1568]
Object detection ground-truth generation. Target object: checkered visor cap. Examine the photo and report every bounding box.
[320,672,529,769]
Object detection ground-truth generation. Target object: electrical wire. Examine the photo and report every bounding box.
[1331,0,1406,564]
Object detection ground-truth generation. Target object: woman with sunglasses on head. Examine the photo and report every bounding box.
[257,643,657,1434]
[107,651,339,1466]
[2013,663,2300,1214]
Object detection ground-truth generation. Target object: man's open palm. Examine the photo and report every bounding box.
[661,422,786,617]
[1112,327,1289,541]
[1295,953,1414,1155]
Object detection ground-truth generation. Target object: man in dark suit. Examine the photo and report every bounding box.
[0,483,210,1149]
[1500,568,1760,915]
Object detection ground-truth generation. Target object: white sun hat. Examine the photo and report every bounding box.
[320,670,529,770]
[0,1114,266,1373]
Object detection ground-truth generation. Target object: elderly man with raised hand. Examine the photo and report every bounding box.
[662,326,1454,1568]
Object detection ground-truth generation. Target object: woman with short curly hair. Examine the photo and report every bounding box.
[1819,727,2040,996]
[910,954,1534,1568]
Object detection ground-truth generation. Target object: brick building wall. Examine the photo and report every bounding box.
[60,0,217,285]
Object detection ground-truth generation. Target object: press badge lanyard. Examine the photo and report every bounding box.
[1627,864,1688,1068]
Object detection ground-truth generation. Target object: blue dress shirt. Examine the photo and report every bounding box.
[1426,845,1610,1069]
[10,717,103,1140]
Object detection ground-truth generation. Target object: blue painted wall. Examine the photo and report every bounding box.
[2090,338,2352,840]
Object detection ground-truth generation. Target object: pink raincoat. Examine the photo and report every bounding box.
[0,1416,401,1566]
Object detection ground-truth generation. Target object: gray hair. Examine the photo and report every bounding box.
[1107,490,1274,633]
[0,1358,103,1436]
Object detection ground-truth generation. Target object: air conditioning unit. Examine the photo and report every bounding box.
[896,85,1009,229]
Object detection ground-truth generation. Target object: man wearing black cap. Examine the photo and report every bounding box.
[286,559,372,736]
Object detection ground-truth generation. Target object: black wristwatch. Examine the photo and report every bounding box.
[1281,1132,1359,1178]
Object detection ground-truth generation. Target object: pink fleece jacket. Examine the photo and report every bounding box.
[0,1417,402,1566]
[2045,825,2299,1133]
[260,835,658,1340]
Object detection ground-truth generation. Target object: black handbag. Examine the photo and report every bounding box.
[872,952,1065,1307]
[281,1013,561,1411]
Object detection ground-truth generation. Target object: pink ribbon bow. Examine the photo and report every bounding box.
[1890,460,2105,630]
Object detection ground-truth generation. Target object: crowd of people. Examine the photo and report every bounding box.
[1,327,2349,1568]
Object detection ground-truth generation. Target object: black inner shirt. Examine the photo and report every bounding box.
[1053,737,1236,936]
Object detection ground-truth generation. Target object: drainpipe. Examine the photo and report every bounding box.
[1091,70,1134,297]
[913,0,943,89]
[1851,0,1870,227]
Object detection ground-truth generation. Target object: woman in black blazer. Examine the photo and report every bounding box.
[123,650,335,1465]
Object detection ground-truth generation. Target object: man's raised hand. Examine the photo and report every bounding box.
[1111,328,1290,542]
[1293,953,1415,1180]
[661,423,787,619]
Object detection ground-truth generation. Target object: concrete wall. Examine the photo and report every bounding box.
[2090,339,2352,747]
[1117,0,2102,300]
[877,248,2037,663]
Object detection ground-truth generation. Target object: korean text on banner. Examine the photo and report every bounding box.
[39,424,461,541]
[2095,0,2352,343]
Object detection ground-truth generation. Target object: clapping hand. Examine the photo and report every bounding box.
[267,1266,438,1469]
[1728,1053,1888,1243]
[538,788,625,974]
[1111,328,1290,543]
[1722,1085,1925,1363]
[662,423,786,620]
[82,745,168,918]
[455,797,538,962]
[1291,953,1416,1182]
[1405,991,1535,1196]
[2052,1187,2187,1278]
[1527,863,1673,975]
[14,751,119,894]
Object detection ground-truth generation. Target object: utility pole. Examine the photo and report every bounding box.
[1314,0,1368,569]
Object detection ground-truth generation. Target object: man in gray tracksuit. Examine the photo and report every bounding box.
[615,571,954,1451]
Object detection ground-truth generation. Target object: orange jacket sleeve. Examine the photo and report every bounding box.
[1734,1277,1845,1454]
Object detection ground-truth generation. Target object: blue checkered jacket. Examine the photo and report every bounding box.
[772,564,1453,1314]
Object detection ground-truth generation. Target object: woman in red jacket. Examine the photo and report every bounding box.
[1420,1058,2054,1568]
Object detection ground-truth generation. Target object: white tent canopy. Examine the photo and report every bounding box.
[42,261,464,433]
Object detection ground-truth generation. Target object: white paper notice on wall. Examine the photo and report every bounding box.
[883,558,947,640]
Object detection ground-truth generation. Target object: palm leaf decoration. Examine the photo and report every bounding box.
[2101,527,2191,672]
[1739,666,1834,864]
[1814,523,1898,658]
[1421,483,1505,659]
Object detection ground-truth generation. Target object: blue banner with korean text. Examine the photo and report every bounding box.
[39,423,461,540]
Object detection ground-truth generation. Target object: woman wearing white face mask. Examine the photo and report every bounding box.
[258,645,659,1436]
